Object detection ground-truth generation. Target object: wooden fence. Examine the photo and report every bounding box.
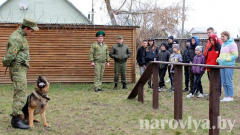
[0,24,138,84]
[128,61,240,135]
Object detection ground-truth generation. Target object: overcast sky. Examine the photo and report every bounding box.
[0,0,239,37]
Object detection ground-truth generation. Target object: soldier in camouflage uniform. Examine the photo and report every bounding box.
[89,30,110,92]
[2,18,39,129]
[109,35,132,90]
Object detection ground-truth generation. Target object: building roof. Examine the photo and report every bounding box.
[190,27,208,34]
[0,0,9,8]
[0,0,91,24]
[65,0,90,24]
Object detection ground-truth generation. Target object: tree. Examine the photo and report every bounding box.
[175,28,191,39]
[103,0,187,47]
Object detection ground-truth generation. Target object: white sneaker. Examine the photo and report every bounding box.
[186,93,194,98]
[228,97,234,102]
[165,78,171,83]
[158,87,161,92]
[162,86,166,91]
[220,97,228,102]
[204,94,209,97]
[197,93,204,98]
[197,91,201,95]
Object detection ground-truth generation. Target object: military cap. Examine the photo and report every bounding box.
[148,37,154,41]
[23,18,39,31]
[117,35,123,39]
[96,30,105,37]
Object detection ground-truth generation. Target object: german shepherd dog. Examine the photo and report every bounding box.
[20,76,50,128]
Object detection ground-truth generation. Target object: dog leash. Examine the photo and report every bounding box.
[4,66,8,75]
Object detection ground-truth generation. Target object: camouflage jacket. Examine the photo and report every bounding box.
[2,27,30,67]
[89,42,110,63]
[109,43,132,63]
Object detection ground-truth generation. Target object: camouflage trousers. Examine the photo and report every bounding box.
[94,62,105,90]
[114,62,127,83]
[9,65,27,116]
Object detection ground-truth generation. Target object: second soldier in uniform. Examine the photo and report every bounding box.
[109,35,132,90]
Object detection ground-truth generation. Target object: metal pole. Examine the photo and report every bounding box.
[92,0,94,24]
[182,0,185,37]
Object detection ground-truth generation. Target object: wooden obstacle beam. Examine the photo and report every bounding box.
[128,61,240,135]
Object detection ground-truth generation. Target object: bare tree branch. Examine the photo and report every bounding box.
[116,0,127,11]
[105,0,117,25]
[114,10,155,15]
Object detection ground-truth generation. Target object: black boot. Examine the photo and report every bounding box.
[183,88,189,92]
[98,88,104,91]
[148,82,152,88]
[122,82,128,89]
[113,83,118,90]
[11,115,30,129]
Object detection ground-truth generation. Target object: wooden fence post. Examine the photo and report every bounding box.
[209,68,220,135]
[138,83,144,103]
[152,63,159,109]
[174,65,183,120]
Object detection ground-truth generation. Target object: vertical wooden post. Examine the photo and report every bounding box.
[174,65,183,120]
[132,29,136,83]
[138,83,144,103]
[152,63,159,109]
[209,68,220,135]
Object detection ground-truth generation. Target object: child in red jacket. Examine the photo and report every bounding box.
[206,34,221,97]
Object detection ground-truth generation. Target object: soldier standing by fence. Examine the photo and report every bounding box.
[2,18,39,129]
[89,30,110,92]
[109,35,132,90]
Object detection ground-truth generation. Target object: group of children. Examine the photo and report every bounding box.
[156,36,207,98]
[137,29,238,101]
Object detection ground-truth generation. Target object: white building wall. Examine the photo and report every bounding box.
[0,0,90,24]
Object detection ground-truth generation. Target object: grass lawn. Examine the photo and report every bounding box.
[0,65,240,135]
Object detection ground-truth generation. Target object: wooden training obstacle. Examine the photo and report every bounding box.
[128,61,240,135]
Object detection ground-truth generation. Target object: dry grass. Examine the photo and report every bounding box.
[0,66,240,135]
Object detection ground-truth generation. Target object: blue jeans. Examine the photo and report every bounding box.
[139,66,145,76]
[220,68,234,97]
[190,74,203,94]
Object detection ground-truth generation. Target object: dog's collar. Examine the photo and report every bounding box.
[33,91,50,102]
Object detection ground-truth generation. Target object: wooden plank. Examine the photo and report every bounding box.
[127,64,153,99]
[209,68,220,135]
[150,61,240,69]
[174,65,183,120]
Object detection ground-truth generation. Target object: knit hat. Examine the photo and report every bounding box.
[195,46,203,52]
[173,39,179,44]
[168,36,174,40]
[172,44,179,50]
[160,42,168,48]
